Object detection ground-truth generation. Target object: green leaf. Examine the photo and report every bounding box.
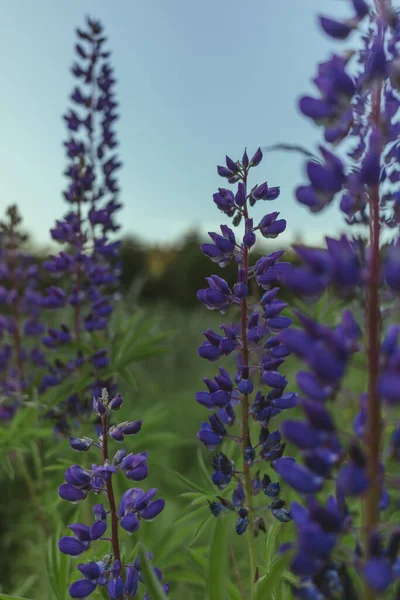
[265,523,283,567]
[174,505,209,528]
[138,543,169,600]
[206,514,230,600]
[172,470,212,494]
[253,552,294,600]
[45,532,70,600]
[197,447,212,484]
[0,595,34,600]
[190,512,213,546]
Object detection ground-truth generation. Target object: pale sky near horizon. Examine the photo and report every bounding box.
[0,0,357,249]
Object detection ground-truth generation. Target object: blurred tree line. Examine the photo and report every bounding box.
[27,230,302,308]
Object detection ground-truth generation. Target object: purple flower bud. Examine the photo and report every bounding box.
[93,503,107,521]
[250,147,263,167]
[69,579,97,599]
[262,370,287,389]
[235,182,246,207]
[77,561,102,580]
[273,457,323,494]
[225,155,237,172]
[243,231,256,248]
[109,393,123,410]
[319,16,353,39]
[92,396,107,416]
[109,426,124,442]
[265,187,281,200]
[217,166,234,178]
[121,453,148,481]
[122,420,142,435]
[68,436,93,452]
[140,498,165,520]
[65,465,91,487]
[120,513,140,533]
[59,484,88,502]
[352,0,369,18]
[124,565,139,596]
[58,536,89,556]
[90,519,107,540]
[108,576,124,599]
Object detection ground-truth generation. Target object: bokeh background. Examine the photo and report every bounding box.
[0,1,376,599]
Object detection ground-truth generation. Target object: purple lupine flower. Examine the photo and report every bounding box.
[196,148,297,545]
[0,205,45,420]
[281,1,400,597]
[40,16,122,432]
[58,387,167,598]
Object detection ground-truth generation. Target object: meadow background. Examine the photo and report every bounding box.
[0,1,393,599]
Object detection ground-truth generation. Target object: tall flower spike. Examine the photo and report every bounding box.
[0,205,45,420]
[58,388,168,599]
[281,0,400,597]
[197,148,297,589]
[41,16,122,432]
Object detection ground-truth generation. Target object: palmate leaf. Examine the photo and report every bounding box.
[112,310,172,369]
[39,371,95,412]
[0,405,51,477]
[138,543,169,600]
[189,512,214,546]
[206,514,230,600]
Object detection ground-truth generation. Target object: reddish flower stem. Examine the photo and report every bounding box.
[8,225,24,385]
[364,69,383,600]
[8,220,50,536]
[74,198,83,341]
[240,180,258,589]
[101,414,121,566]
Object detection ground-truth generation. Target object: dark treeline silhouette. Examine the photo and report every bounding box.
[24,230,302,308]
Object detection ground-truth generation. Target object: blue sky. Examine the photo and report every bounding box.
[0,0,354,249]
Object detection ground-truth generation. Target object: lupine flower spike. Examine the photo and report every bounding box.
[197,148,297,586]
[0,205,45,419]
[58,388,168,598]
[277,0,400,597]
[41,16,122,432]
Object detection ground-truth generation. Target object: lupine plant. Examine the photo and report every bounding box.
[0,205,45,419]
[263,0,400,598]
[58,387,168,599]
[41,16,122,432]
[196,147,298,592]
[6,2,400,600]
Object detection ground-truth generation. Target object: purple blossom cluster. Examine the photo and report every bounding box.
[196,148,298,550]
[40,17,122,431]
[265,0,400,597]
[58,388,168,599]
[0,205,45,420]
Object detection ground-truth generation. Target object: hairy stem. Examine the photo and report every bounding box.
[102,414,121,570]
[73,197,83,341]
[364,72,383,600]
[8,224,24,386]
[241,192,258,591]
